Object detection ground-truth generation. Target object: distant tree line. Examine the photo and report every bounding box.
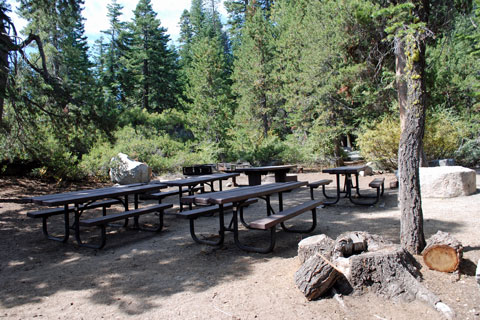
[0,0,479,180]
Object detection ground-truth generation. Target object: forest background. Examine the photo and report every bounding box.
[1,0,479,181]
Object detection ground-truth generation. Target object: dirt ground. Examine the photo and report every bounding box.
[0,169,479,320]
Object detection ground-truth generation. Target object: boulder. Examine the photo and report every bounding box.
[359,165,373,177]
[109,153,151,185]
[419,166,476,198]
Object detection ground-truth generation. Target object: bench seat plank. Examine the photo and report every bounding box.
[249,199,322,230]
[140,186,202,201]
[79,203,172,227]
[369,178,385,188]
[308,179,332,188]
[27,199,122,218]
[177,198,258,219]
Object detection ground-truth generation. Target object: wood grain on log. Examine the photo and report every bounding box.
[294,253,342,301]
[422,231,463,272]
[297,234,335,264]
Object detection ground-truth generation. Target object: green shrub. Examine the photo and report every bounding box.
[253,135,286,165]
[455,137,480,167]
[356,110,465,170]
[304,118,345,164]
[423,111,463,160]
[356,116,400,170]
[79,125,223,179]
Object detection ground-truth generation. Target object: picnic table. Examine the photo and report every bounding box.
[178,181,322,253]
[26,183,170,248]
[308,165,384,205]
[232,165,297,186]
[154,172,240,211]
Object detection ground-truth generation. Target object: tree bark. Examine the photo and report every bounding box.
[396,0,429,254]
[295,253,342,301]
[0,9,12,123]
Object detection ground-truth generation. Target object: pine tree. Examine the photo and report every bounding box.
[17,0,99,135]
[126,0,179,112]
[99,0,128,109]
[180,0,233,148]
[232,5,276,139]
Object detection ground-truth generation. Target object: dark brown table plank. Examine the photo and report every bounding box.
[322,165,366,175]
[233,165,297,185]
[192,181,307,205]
[160,172,239,187]
[31,183,167,206]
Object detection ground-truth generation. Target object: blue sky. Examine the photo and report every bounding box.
[6,0,227,46]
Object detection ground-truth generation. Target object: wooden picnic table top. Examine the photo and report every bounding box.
[322,165,367,175]
[28,183,167,206]
[158,172,240,187]
[191,181,307,205]
[233,165,297,173]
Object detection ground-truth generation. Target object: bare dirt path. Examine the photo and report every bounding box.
[0,171,479,319]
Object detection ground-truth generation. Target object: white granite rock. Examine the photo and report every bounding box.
[109,153,151,185]
[419,166,476,198]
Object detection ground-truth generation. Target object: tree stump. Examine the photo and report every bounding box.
[295,232,454,319]
[422,231,463,272]
[297,234,335,264]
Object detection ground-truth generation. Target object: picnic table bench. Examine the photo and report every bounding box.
[25,183,168,248]
[186,181,322,253]
[157,172,240,211]
[78,203,172,249]
[231,165,297,186]
[309,166,385,205]
[27,199,121,241]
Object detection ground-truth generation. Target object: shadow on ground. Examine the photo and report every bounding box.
[0,180,470,316]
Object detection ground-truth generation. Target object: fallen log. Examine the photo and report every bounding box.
[294,252,342,301]
[422,231,463,272]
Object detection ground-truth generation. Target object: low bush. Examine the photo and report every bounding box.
[356,116,400,170]
[356,110,465,170]
[455,137,480,167]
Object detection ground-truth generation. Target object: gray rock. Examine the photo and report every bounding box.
[419,166,476,198]
[428,159,456,167]
[109,153,151,185]
[360,166,373,177]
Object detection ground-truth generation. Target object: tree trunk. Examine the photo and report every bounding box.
[143,58,149,110]
[395,0,429,254]
[0,14,10,124]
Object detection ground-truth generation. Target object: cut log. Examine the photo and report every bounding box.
[294,253,342,301]
[334,232,367,257]
[422,231,463,272]
[297,234,335,264]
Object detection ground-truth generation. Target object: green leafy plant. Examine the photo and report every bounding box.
[455,137,480,167]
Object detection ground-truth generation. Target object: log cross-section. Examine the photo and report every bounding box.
[422,231,463,273]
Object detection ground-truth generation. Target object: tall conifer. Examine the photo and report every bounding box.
[126,0,179,112]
